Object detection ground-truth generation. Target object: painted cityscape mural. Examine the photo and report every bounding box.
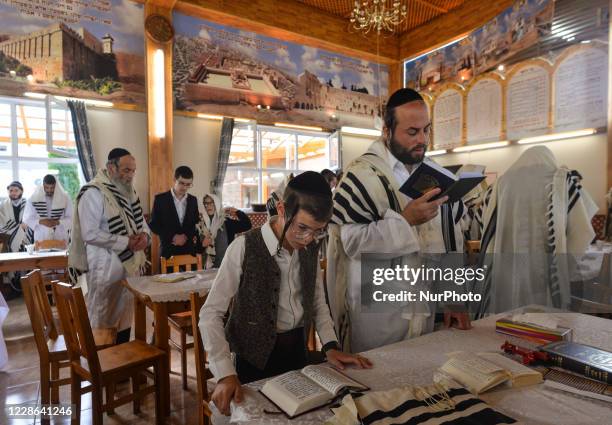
[0,0,145,105]
[172,12,389,129]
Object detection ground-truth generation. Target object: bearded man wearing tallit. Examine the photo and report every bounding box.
[327,89,470,354]
[0,181,33,253]
[23,174,72,243]
[475,146,598,315]
[69,148,150,344]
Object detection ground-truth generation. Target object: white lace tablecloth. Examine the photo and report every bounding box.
[124,269,217,302]
[213,308,612,425]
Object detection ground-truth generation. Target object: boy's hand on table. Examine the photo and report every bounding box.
[212,374,243,416]
[326,349,373,370]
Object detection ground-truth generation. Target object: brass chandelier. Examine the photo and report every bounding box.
[350,0,408,35]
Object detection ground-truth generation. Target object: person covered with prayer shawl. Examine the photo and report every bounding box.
[198,194,251,269]
[0,181,33,253]
[474,146,598,316]
[68,148,150,344]
[23,174,72,243]
[327,88,470,354]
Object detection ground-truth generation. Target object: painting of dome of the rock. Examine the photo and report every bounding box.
[0,0,145,105]
[173,12,388,128]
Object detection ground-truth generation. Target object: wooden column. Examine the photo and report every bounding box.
[145,0,176,274]
[388,60,403,95]
[608,0,612,191]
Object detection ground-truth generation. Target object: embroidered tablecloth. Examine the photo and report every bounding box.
[125,269,217,302]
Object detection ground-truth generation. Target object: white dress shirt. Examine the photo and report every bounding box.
[171,189,187,225]
[200,218,338,380]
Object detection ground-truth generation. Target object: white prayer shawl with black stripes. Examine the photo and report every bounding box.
[24,182,72,242]
[475,146,598,316]
[69,169,147,284]
[0,198,33,252]
[325,385,521,425]
[327,140,465,352]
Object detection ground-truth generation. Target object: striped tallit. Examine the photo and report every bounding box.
[0,198,33,252]
[326,385,520,425]
[28,183,69,220]
[474,146,598,316]
[328,141,465,351]
[68,169,146,282]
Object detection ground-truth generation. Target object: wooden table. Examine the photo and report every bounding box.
[212,306,612,424]
[122,270,217,416]
[0,250,68,273]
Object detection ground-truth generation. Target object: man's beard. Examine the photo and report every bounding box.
[112,178,134,198]
[9,194,21,201]
[389,137,427,165]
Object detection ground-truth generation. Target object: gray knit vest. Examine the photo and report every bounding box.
[225,226,319,370]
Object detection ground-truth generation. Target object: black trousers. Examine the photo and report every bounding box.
[116,327,131,345]
[236,327,306,384]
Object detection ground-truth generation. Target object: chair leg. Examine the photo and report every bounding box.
[132,374,141,414]
[181,330,188,390]
[154,360,163,425]
[71,371,81,425]
[105,381,115,415]
[40,362,51,407]
[92,386,104,425]
[50,361,60,404]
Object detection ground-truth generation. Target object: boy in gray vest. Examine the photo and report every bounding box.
[200,171,372,416]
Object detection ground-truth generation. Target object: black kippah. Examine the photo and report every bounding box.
[287,171,332,198]
[108,148,131,161]
[387,88,424,109]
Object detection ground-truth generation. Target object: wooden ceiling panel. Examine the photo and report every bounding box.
[296,0,466,34]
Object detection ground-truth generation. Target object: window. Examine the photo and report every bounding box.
[0,96,84,201]
[223,123,340,208]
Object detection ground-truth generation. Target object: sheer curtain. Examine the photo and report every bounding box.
[210,117,234,195]
[67,100,96,182]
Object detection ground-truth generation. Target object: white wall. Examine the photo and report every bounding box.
[87,108,149,209]
[173,115,221,203]
[435,134,608,212]
[341,133,378,167]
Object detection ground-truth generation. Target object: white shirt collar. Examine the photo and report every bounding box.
[171,188,187,203]
[261,217,287,257]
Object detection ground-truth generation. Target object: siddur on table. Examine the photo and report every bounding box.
[439,352,542,395]
[260,365,368,418]
[152,272,196,283]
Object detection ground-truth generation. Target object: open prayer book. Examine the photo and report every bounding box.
[260,365,368,418]
[399,161,485,203]
[439,352,542,394]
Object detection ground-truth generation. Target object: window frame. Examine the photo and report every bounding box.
[225,122,341,207]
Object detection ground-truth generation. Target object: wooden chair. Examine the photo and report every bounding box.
[21,271,115,417]
[53,281,166,425]
[35,239,68,305]
[160,254,203,390]
[190,292,212,425]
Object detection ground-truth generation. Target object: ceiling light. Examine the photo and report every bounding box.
[517,129,597,144]
[452,141,509,153]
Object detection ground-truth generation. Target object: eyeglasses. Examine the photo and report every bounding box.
[291,222,328,241]
[203,201,215,206]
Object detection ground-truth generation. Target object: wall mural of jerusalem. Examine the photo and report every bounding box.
[0,0,145,105]
[405,0,553,91]
[173,12,389,129]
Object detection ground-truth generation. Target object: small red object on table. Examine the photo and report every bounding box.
[501,341,549,365]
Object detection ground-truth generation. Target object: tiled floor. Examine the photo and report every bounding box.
[1,296,204,424]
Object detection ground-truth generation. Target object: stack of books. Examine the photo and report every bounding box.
[495,317,573,344]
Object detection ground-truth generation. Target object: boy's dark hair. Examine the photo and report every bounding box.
[320,169,337,185]
[283,184,333,224]
[43,174,56,185]
[174,165,193,180]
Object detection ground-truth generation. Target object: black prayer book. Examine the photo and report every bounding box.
[399,161,485,204]
[541,341,612,384]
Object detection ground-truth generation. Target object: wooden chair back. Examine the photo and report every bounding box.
[161,254,203,273]
[21,270,59,357]
[190,292,211,425]
[53,281,102,381]
[35,239,67,250]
